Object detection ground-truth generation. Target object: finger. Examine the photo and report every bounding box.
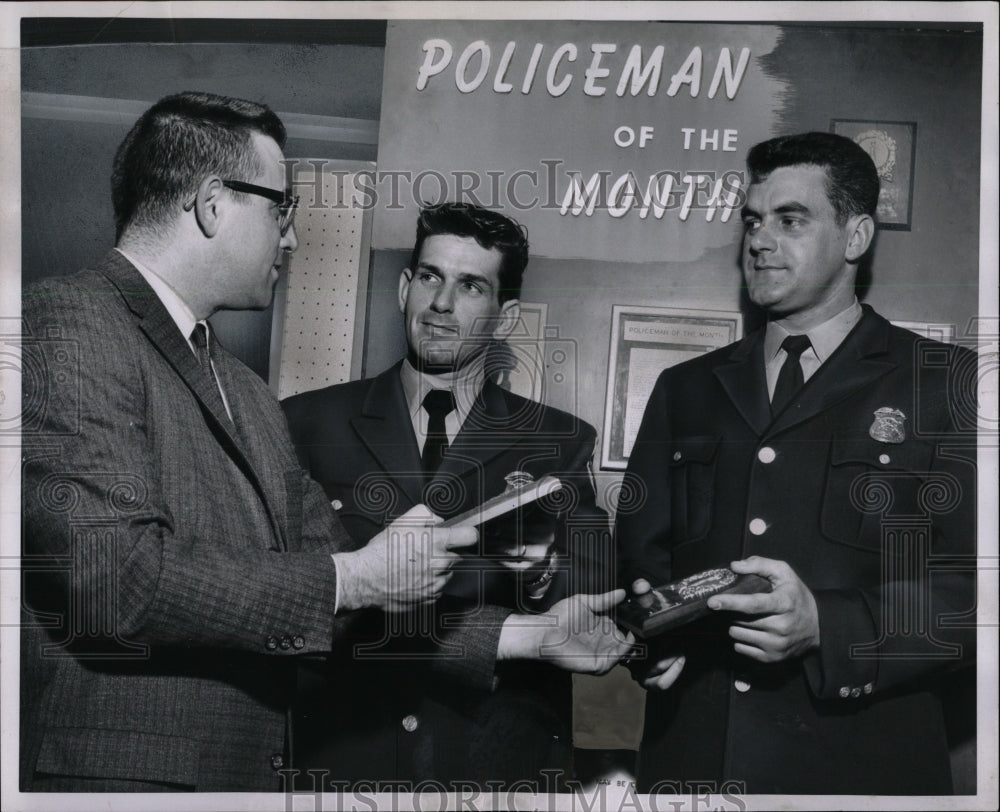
[732,641,773,662]
[632,578,652,595]
[647,654,683,675]
[708,591,778,615]
[440,526,478,550]
[728,625,775,647]
[730,615,782,631]
[644,655,685,690]
[581,589,627,614]
[730,555,787,581]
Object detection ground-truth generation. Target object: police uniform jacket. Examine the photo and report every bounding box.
[617,305,976,795]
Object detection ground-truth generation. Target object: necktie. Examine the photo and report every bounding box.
[421,389,456,477]
[771,334,812,416]
[190,323,231,421]
[191,323,213,372]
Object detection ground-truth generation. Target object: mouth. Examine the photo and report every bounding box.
[421,321,459,336]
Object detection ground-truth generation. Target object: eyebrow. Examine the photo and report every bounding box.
[741,201,812,219]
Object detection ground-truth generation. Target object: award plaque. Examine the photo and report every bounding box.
[617,568,772,637]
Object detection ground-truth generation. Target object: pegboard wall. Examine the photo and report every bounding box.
[271,161,375,400]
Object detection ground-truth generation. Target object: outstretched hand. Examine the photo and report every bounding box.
[498,589,635,675]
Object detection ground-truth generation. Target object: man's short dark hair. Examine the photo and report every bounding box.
[746,131,880,223]
[111,91,286,240]
[409,202,529,303]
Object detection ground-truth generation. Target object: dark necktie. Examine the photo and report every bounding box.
[771,334,812,416]
[421,389,456,477]
[191,323,231,420]
[191,323,213,372]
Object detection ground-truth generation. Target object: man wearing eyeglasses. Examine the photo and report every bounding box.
[19,91,483,792]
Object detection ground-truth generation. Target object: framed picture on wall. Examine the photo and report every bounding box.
[831,119,917,230]
[601,306,743,470]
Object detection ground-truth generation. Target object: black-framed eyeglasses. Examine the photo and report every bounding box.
[222,180,299,235]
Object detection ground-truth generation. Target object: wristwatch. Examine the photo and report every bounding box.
[523,550,559,600]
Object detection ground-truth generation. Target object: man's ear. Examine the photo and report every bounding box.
[492,298,521,341]
[845,213,875,262]
[398,268,413,314]
[192,176,226,238]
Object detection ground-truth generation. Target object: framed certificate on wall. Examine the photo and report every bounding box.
[601,306,743,470]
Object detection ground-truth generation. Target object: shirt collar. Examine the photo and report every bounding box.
[115,247,202,350]
[764,299,863,363]
[400,354,487,425]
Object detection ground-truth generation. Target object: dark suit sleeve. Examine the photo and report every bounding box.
[547,421,614,603]
[21,288,352,656]
[282,389,317,472]
[614,368,676,588]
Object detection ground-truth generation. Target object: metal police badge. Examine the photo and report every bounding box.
[503,470,535,491]
[869,407,907,444]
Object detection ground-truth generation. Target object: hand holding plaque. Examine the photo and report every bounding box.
[617,567,772,638]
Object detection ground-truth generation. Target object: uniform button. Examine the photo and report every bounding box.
[863,682,874,695]
[331,499,343,510]
[672,451,682,461]
[838,686,851,698]
[850,687,862,698]
[270,753,284,770]
[401,714,419,732]
[748,518,768,536]
[265,636,278,651]
[878,454,891,465]
[757,446,776,464]
[734,677,751,693]
[292,635,305,650]
[279,636,292,650]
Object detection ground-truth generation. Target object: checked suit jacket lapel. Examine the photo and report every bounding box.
[98,252,290,549]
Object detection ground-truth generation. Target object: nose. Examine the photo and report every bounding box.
[747,221,775,254]
[281,223,299,253]
[430,283,455,312]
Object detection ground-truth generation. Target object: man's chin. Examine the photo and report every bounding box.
[413,357,458,375]
[747,287,786,312]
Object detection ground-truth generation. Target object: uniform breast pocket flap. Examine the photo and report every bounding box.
[821,432,935,551]
[668,435,722,544]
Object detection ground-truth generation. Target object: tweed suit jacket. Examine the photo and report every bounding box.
[616,305,977,795]
[20,252,360,791]
[281,363,612,787]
